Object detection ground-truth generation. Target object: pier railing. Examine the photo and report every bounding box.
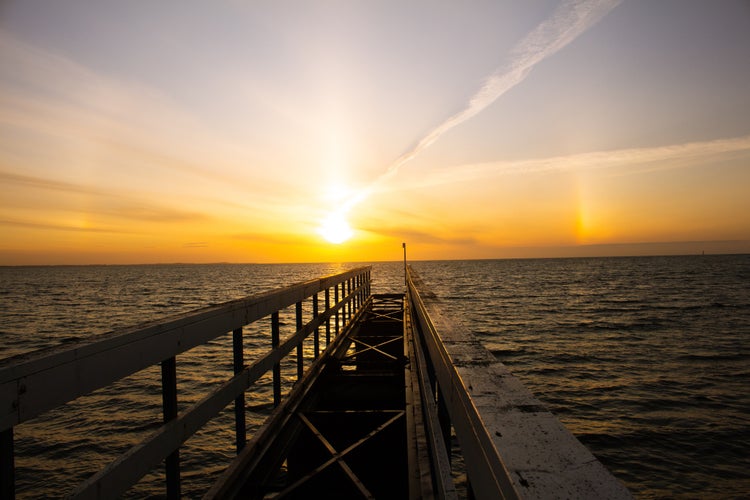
[405,265,631,499]
[0,266,371,499]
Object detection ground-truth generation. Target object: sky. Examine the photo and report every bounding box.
[1,0,749,265]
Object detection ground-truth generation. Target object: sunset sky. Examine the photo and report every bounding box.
[1,1,749,265]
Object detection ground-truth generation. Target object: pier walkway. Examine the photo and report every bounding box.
[0,265,630,499]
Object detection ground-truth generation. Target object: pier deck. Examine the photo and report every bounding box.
[208,294,409,498]
[0,266,631,499]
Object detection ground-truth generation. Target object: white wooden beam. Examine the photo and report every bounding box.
[407,267,631,500]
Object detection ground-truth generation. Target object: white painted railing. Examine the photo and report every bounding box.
[0,267,371,499]
[406,266,631,499]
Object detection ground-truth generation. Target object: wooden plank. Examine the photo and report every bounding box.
[2,268,371,499]
[73,366,253,499]
[0,267,370,431]
[72,316,333,500]
[407,267,631,500]
[0,266,368,384]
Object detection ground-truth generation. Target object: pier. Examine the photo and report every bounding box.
[0,266,630,498]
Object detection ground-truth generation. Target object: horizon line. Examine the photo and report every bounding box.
[2,240,748,267]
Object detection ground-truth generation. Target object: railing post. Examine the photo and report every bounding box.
[357,274,365,309]
[312,293,320,359]
[334,285,339,335]
[232,327,246,453]
[271,312,281,406]
[345,280,350,323]
[1,428,14,500]
[160,357,180,499]
[325,288,331,345]
[295,301,304,380]
[355,275,359,309]
[339,282,344,328]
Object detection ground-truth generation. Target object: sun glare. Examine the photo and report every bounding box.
[318,211,353,244]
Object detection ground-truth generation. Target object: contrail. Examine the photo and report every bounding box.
[341,0,621,213]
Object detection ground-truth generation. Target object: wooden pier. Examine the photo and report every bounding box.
[0,266,630,499]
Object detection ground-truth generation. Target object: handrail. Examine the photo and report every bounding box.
[406,265,631,499]
[0,266,371,499]
[406,266,521,499]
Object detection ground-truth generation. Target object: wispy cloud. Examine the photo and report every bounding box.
[0,171,105,195]
[360,225,479,246]
[0,218,129,234]
[344,0,621,211]
[0,30,265,193]
[231,231,312,245]
[404,134,750,189]
[0,170,210,224]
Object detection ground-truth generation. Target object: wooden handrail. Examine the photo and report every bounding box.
[406,265,631,499]
[0,267,369,430]
[406,266,521,499]
[0,267,371,499]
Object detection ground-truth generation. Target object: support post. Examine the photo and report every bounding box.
[1,428,14,500]
[232,327,246,453]
[346,280,351,322]
[356,275,361,309]
[160,357,180,499]
[312,293,320,359]
[325,288,331,345]
[334,285,339,335]
[296,301,304,379]
[341,281,348,329]
[271,312,281,406]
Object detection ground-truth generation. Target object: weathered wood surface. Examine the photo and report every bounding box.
[407,267,631,500]
[0,267,369,432]
[1,267,370,500]
[403,294,456,499]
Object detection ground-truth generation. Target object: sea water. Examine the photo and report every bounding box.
[1,256,748,498]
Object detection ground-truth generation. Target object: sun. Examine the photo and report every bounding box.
[318,211,353,244]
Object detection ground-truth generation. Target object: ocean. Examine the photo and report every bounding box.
[1,256,748,498]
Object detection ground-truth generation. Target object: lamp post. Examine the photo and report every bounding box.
[402,242,407,290]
